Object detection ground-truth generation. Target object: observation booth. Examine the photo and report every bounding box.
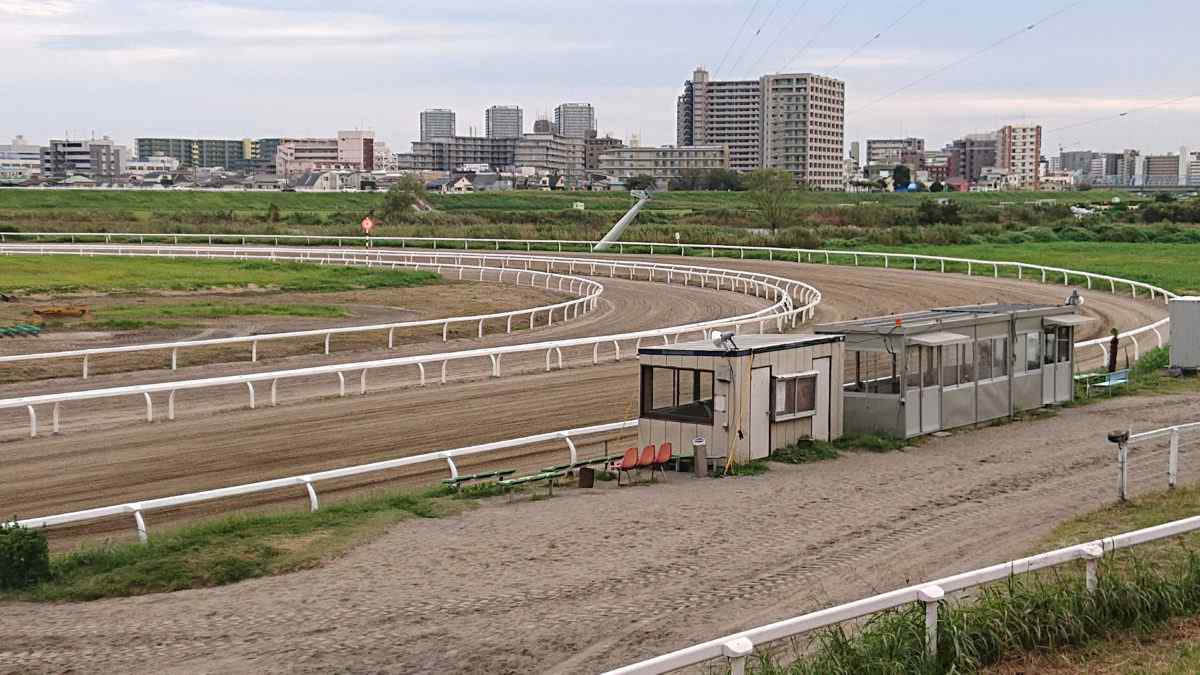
[637,334,846,464]
[814,303,1093,439]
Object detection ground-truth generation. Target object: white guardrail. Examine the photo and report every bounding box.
[0,246,820,437]
[1114,421,1200,501]
[607,424,1200,675]
[0,231,1176,365]
[10,419,639,542]
[0,244,605,377]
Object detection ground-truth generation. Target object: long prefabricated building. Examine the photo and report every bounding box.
[637,334,846,462]
[814,303,1094,438]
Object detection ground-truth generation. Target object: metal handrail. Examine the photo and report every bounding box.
[10,420,640,542]
[608,421,1200,674]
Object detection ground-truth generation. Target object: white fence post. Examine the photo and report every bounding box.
[918,585,944,659]
[1118,432,1130,502]
[130,505,148,544]
[722,637,753,675]
[1169,428,1180,489]
[301,478,320,511]
[1082,543,1104,593]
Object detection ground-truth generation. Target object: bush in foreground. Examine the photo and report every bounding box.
[0,522,51,590]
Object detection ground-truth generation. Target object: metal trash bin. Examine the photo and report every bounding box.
[692,436,707,478]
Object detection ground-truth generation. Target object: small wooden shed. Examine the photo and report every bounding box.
[814,303,1094,438]
[637,334,846,463]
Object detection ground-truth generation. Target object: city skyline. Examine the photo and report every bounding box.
[2,1,1198,154]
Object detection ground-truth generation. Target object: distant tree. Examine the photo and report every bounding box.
[917,200,962,226]
[626,174,655,191]
[266,203,281,222]
[703,169,743,191]
[744,168,799,236]
[379,175,426,224]
[891,164,912,190]
[929,181,945,193]
[668,169,704,191]
[1154,192,1175,203]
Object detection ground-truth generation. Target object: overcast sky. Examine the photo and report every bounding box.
[3,0,1197,155]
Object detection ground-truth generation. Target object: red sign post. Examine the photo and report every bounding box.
[361,217,374,234]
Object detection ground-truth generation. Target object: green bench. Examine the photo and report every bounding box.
[499,470,567,500]
[441,468,516,491]
[540,454,621,474]
[0,324,41,338]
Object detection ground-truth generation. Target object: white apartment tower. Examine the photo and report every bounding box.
[553,103,596,139]
[677,67,846,189]
[485,105,524,139]
[997,124,1043,189]
[420,108,456,142]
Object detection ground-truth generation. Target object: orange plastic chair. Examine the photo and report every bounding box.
[650,442,673,481]
[609,447,639,486]
[636,445,656,480]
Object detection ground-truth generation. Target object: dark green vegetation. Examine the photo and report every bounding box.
[770,434,908,465]
[1,486,476,602]
[0,523,51,590]
[0,255,440,295]
[84,302,348,330]
[752,483,1200,675]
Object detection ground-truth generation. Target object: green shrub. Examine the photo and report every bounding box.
[0,522,51,590]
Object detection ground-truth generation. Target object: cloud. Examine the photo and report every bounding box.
[0,0,85,17]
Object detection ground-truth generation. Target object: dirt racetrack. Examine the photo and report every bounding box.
[0,254,1168,531]
[2,391,1198,674]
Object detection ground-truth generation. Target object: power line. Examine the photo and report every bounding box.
[829,0,929,74]
[714,0,764,77]
[1046,93,1200,134]
[851,0,1088,114]
[779,0,854,73]
[728,0,786,77]
[742,0,814,77]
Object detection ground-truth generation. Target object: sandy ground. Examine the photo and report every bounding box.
[2,392,1198,674]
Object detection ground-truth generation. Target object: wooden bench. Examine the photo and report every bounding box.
[498,470,567,501]
[0,324,41,338]
[441,468,516,492]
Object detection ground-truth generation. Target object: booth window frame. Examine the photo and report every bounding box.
[640,365,716,425]
[772,370,819,422]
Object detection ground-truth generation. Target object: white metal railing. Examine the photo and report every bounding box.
[0,231,1175,363]
[1,247,820,437]
[610,423,1200,674]
[9,420,640,542]
[0,244,604,377]
[1114,421,1200,501]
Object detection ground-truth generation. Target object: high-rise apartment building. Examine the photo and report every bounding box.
[553,103,596,139]
[336,130,375,171]
[41,137,126,179]
[1058,150,1095,174]
[585,135,624,172]
[420,108,456,141]
[997,124,1042,189]
[1143,153,1182,186]
[676,67,845,189]
[515,133,585,179]
[866,138,925,168]
[409,136,519,172]
[485,106,524,139]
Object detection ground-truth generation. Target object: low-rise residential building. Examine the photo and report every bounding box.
[597,144,729,189]
[409,136,519,172]
[275,138,345,176]
[866,138,925,168]
[125,155,181,175]
[515,133,585,180]
[0,136,44,182]
[41,137,126,179]
[1143,153,1181,186]
[337,130,375,171]
[585,134,624,172]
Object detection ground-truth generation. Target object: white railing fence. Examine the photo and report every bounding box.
[8,420,639,543]
[1,248,821,438]
[1114,422,1200,501]
[0,244,605,377]
[0,231,1175,364]
[607,420,1200,675]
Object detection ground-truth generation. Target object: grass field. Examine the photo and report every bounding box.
[80,302,349,330]
[0,255,440,294]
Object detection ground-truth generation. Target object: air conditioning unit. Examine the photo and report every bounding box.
[1170,297,1200,371]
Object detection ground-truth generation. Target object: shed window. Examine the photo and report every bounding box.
[640,366,715,424]
[773,372,818,421]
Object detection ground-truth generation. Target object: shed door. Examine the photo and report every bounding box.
[813,356,832,441]
[920,347,942,434]
[749,367,772,460]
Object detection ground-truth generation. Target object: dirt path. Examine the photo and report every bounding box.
[3,392,1198,674]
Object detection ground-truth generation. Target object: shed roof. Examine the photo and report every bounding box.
[814,303,1079,336]
[639,333,843,358]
